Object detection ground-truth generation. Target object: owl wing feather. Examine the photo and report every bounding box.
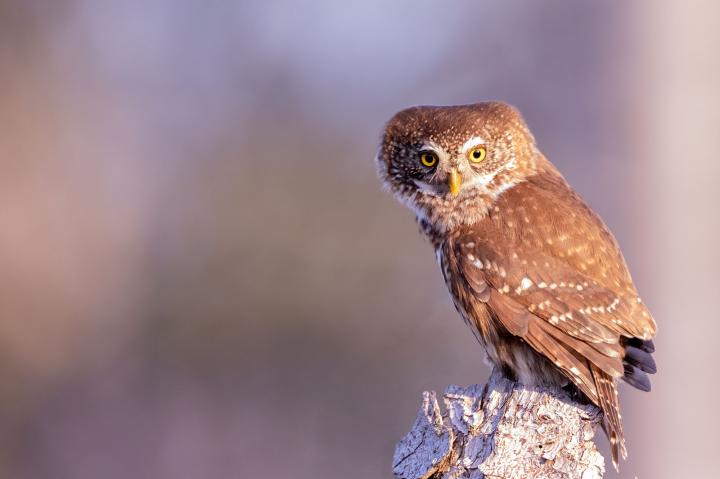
[456,239,651,343]
[452,238,626,378]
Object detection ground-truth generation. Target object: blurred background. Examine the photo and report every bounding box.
[0,1,718,477]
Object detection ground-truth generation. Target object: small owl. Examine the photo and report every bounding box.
[376,102,657,469]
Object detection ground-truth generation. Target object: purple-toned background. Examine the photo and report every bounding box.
[0,1,717,477]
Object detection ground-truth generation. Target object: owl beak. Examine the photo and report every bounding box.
[448,169,462,197]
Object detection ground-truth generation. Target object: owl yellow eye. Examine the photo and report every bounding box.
[419,151,438,168]
[468,146,486,163]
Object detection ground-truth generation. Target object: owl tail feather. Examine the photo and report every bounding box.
[622,338,656,392]
[591,364,627,471]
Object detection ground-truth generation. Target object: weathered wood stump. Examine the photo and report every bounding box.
[393,368,605,479]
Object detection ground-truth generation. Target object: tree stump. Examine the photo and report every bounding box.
[392,368,605,479]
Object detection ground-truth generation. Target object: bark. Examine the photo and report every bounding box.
[392,368,605,479]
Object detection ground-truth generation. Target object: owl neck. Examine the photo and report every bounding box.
[416,183,512,245]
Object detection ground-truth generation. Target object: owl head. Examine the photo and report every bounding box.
[376,102,540,232]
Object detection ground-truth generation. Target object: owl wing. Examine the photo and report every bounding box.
[449,237,628,379]
[464,172,657,344]
[458,238,653,338]
[448,232,660,467]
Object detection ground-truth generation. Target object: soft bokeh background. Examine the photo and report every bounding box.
[0,1,718,478]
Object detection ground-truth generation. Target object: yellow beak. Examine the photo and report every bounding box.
[448,169,462,197]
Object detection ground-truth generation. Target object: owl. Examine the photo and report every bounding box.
[376,102,657,470]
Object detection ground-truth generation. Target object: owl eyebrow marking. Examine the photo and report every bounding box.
[419,141,444,154]
[460,136,486,153]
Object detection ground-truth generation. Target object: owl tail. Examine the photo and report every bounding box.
[591,364,627,471]
[622,338,657,392]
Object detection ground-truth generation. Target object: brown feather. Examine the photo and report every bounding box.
[487,289,529,336]
[591,364,627,470]
[524,316,598,403]
[537,319,624,377]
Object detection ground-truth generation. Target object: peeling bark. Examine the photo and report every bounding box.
[393,368,605,479]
